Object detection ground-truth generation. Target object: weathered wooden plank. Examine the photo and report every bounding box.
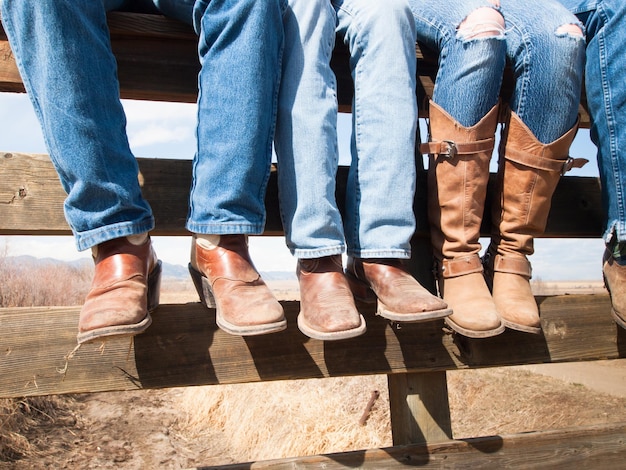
[0,152,284,236]
[0,35,22,94]
[197,422,626,469]
[0,12,591,126]
[0,152,604,238]
[388,371,452,445]
[107,10,197,39]
[0,294,622,398]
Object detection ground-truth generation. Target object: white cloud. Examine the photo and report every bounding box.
[128,124,193,150]
[531,238,605,281]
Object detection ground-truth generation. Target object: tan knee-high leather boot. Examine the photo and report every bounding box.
[485,111,585,333]
[423,101,504,338]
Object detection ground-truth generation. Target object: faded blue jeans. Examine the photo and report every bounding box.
[0,0,284,251]
[409,0,585,144]
[558,0,626,245]
[276,0,418,259]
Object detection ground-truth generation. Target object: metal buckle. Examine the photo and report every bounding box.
[442,140,457,159]
[561,156,574,175]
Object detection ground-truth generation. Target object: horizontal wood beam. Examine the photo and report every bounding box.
[0,12,591,126]
[197,422,626,469]
[0,152,604,238]
[1,294,623,398]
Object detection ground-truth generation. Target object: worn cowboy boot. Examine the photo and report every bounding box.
[603,243,626,329]
[422,100,503,338]
[345,257,450,322]
[189,234,286,336]
[297,255,366,340]
[77,234,161,344]
[484,111,585,333]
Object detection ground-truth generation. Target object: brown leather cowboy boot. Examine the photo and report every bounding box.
[297,255,366,340]
[484,111,585,334]
[345,257,450,322]
[77,234,161,344]
[603,246,626,329]
[189,234,286,336]
[422,100,504,338]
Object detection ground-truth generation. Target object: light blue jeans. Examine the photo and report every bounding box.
[410,0,584,144]
[0,0,284,251]
[558,0,626,245]
[276,0,418,259]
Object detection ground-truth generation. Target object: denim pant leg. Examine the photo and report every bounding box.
[499,0,585,143]
[333,0,418,259]
[409,0,506,127]
[186,0,285,235]
[0,0,154,251]
[563,0,626,243]
[275,0,345,258]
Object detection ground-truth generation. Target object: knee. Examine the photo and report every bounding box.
[457,6,505,40]
[350,0,413,29]
[338,0,415,47]
[556,23,584,38]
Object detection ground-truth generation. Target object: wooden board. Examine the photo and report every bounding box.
[197,422,626,469]
[1,294,623,398]
[0,12,591,126]
[0,152,604,238]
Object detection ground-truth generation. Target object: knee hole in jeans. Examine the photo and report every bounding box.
[556,23,584,38]
[457,7,505,41]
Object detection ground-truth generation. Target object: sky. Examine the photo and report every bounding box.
[0,92,605,280]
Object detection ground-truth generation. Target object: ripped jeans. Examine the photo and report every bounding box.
[409,0,585,143]
[558,0,626,245]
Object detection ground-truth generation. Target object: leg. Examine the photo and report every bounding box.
[0,0,154,248]
[186,0,286,335]
[411,0,507,337]
[277,0,366,340]
[335,0,450,323]
[485,1,586,333]
[0,0,161,344]
[567,0,626,329]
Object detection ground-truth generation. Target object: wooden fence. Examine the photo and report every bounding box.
[1,11,624,468]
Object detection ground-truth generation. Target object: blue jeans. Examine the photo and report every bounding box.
[276,0,418,259]
[0,0,284,251]
[410,0,584,144]
[558,0,626,245]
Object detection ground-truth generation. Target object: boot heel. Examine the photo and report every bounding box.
[188,263,217,308]
[345,271,377,303]
[147,260,162,312]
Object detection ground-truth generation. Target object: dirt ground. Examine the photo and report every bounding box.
[3,283,625,469]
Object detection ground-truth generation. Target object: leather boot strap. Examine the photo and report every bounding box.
[440,254,483,279]
[420,137,495,158]
[505,148,588,175]
[493,254,532,278]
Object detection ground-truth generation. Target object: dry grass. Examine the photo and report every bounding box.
[169,367,626,464]
[447,367,625,438]
[0,257,91,308]
[175,376,391,462]
[0,395,78,463]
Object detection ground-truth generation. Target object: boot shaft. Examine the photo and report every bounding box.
[423,101,499,267]
[490,111,584,262]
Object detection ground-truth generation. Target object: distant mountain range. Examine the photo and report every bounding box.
[3,255,296,281]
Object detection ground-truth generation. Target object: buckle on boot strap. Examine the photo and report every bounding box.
[419,138,494,158]
[440,141,457,159]
[561,156,589,175]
